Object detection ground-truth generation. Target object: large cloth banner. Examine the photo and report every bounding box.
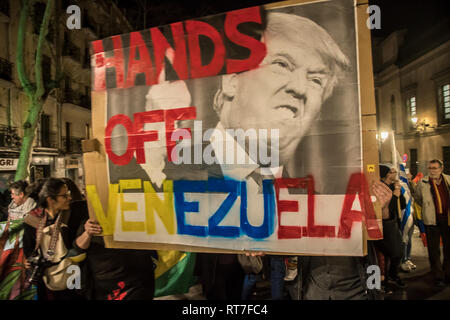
[87,0,381,256]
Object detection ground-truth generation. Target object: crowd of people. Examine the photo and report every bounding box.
[371,159,449,294]
[0,177,156,300]
[0,7,448,301]
[0,158,447,300]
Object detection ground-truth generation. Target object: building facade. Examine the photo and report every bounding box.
[0,0,131,193]
[373,20,450,176]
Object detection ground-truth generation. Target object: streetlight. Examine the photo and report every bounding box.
[376,131,389,143]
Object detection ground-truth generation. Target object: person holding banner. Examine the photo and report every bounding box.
[412,160,450,287]
[75,212,157,300]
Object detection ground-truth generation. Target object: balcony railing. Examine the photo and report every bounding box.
[0,57,13,81]
[0,125,21,150]
[37,131,58,149]
[61,136,83,153]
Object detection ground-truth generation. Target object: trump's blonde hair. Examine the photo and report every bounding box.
[214,12,350,113]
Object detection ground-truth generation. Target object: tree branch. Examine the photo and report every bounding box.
[34,0,54,100]
[16,0,34,97]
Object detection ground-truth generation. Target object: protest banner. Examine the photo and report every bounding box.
[83,0,382,256]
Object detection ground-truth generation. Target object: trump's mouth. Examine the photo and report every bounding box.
[275,105,298,118]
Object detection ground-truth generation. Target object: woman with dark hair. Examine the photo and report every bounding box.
[22,178,83,300]
[58,178,89,247]
[61,178,84,201]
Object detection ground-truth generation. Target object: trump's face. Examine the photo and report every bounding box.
[220,34,332,165]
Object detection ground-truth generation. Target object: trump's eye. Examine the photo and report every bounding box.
[308,75,328,89]
[272,58,291,70]
[311,78,322,86]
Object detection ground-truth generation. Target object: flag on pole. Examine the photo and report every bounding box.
[389,131,414,244]
[398,162,414,243]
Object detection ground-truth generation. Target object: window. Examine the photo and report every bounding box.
[405,95,417,130]
[65,122,72,152]
[40,114,50,147]
[432,69,450,125]
[441,83,450,122]
[407,96,416,118]
[402,84,417,130]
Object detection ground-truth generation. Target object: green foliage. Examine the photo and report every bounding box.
[0,269,21,300]
[13,286,37,300]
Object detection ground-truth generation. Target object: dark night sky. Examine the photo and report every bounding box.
[116,0,450,40]
[368,0,450,38]
[116,0,274,30]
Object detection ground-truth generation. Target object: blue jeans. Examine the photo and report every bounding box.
[241,256,286,300]
[402,226,414,263]
[270,256,285,300]
[241,273,261,300]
